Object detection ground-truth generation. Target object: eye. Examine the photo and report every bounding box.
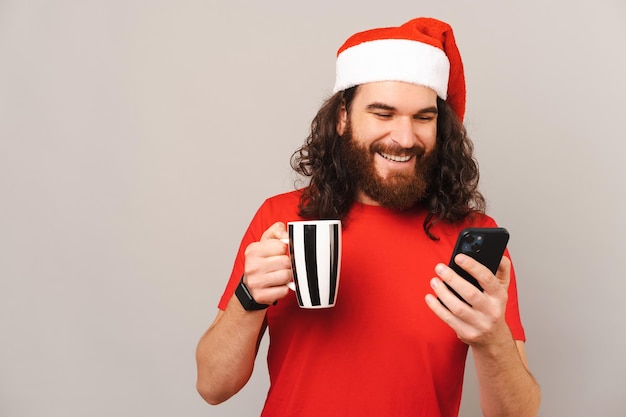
[373,112,393,119]
[414,114,436,122]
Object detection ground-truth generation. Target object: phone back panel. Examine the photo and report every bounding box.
[449,227,509,292]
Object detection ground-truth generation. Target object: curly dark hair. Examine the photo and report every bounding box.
[290,86,485,240]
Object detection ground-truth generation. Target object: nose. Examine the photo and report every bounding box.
[390,117,416,148]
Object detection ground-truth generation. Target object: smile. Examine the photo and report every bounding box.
[378,152,412,163]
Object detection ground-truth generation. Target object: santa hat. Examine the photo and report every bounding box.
[333,17,466,121]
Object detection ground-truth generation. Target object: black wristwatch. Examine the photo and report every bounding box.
[235,276,270,311]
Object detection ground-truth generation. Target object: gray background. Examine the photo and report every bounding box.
[1,0,625,416]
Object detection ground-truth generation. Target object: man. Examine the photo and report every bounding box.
[196,17,540,417]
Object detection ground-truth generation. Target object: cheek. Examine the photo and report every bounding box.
[352,127,381,149]
[421,125,438,151]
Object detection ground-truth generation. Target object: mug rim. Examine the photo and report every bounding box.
[287,219,341,225]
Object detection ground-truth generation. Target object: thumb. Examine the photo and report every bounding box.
[261,222,288,241]
[495,255,511,290]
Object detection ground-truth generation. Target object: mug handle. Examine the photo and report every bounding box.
[280,238,296,291]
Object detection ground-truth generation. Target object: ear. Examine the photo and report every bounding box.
[337,103,347,136]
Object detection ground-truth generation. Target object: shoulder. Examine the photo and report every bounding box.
[252,189,306,225]
[263,189,303,205]
[430,211,501,240]
[464,211,500,228]
[260,189,304,213]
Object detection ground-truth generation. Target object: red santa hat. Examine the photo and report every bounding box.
[333,17,466,121]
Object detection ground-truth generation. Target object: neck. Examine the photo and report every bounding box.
[355,191,381,206]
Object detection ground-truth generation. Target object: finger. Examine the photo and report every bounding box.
[245,275,292,305]
[427,289,501,345]
[244,240,292,273]
[245,239,289,259]
[427,279,498,345]
[424,292,472,336]
[453,254,499,294]
[257,285,291,304]
[434,262,481,305]
[429,275,476,320]
[260,222,289,242]
[244,240,293,290]
[245,266,293,290]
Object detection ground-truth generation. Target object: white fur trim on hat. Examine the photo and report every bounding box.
[333,38,450,98]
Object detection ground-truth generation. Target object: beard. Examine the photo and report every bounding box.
[341,123,437,211]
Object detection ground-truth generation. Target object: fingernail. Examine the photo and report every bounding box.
[435,263,446,274]
[430,277,439,289]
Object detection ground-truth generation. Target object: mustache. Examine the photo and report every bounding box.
[370,142,426,158]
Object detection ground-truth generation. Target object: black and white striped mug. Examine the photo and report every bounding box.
[286,220,341,308]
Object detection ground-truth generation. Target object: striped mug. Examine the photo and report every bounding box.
[286,220,341,308]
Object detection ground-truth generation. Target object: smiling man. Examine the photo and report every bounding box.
[339,82,439,210]
[196,17,540,417]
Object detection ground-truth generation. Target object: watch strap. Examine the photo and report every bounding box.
[235,276,270,311]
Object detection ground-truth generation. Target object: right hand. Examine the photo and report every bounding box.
[242,222,293,305]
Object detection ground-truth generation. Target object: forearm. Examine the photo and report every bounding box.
[195,296,267,405]
[473,337,541,417]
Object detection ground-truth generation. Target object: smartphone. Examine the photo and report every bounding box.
[446,227,509,302]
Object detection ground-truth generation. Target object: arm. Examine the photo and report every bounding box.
[425,255,541,417]
[196,222,292,405]
[195,300,267,405]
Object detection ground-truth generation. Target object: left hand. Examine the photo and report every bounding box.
[425,254,512,347]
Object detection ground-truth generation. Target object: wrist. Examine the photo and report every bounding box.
[471,328,517,358]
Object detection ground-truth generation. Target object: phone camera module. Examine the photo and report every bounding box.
[461,233,485,254]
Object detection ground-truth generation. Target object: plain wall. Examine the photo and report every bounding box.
[1,1,625,416]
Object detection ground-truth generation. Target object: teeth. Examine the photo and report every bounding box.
[379,152,411,162]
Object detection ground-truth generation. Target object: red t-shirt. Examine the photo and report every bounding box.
[219,190,525,417]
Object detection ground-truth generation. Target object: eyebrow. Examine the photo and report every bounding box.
[366,102,438,114]
[417,106,438,114]
[366,102,396,111]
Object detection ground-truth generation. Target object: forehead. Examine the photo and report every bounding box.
[352,81,438,110]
